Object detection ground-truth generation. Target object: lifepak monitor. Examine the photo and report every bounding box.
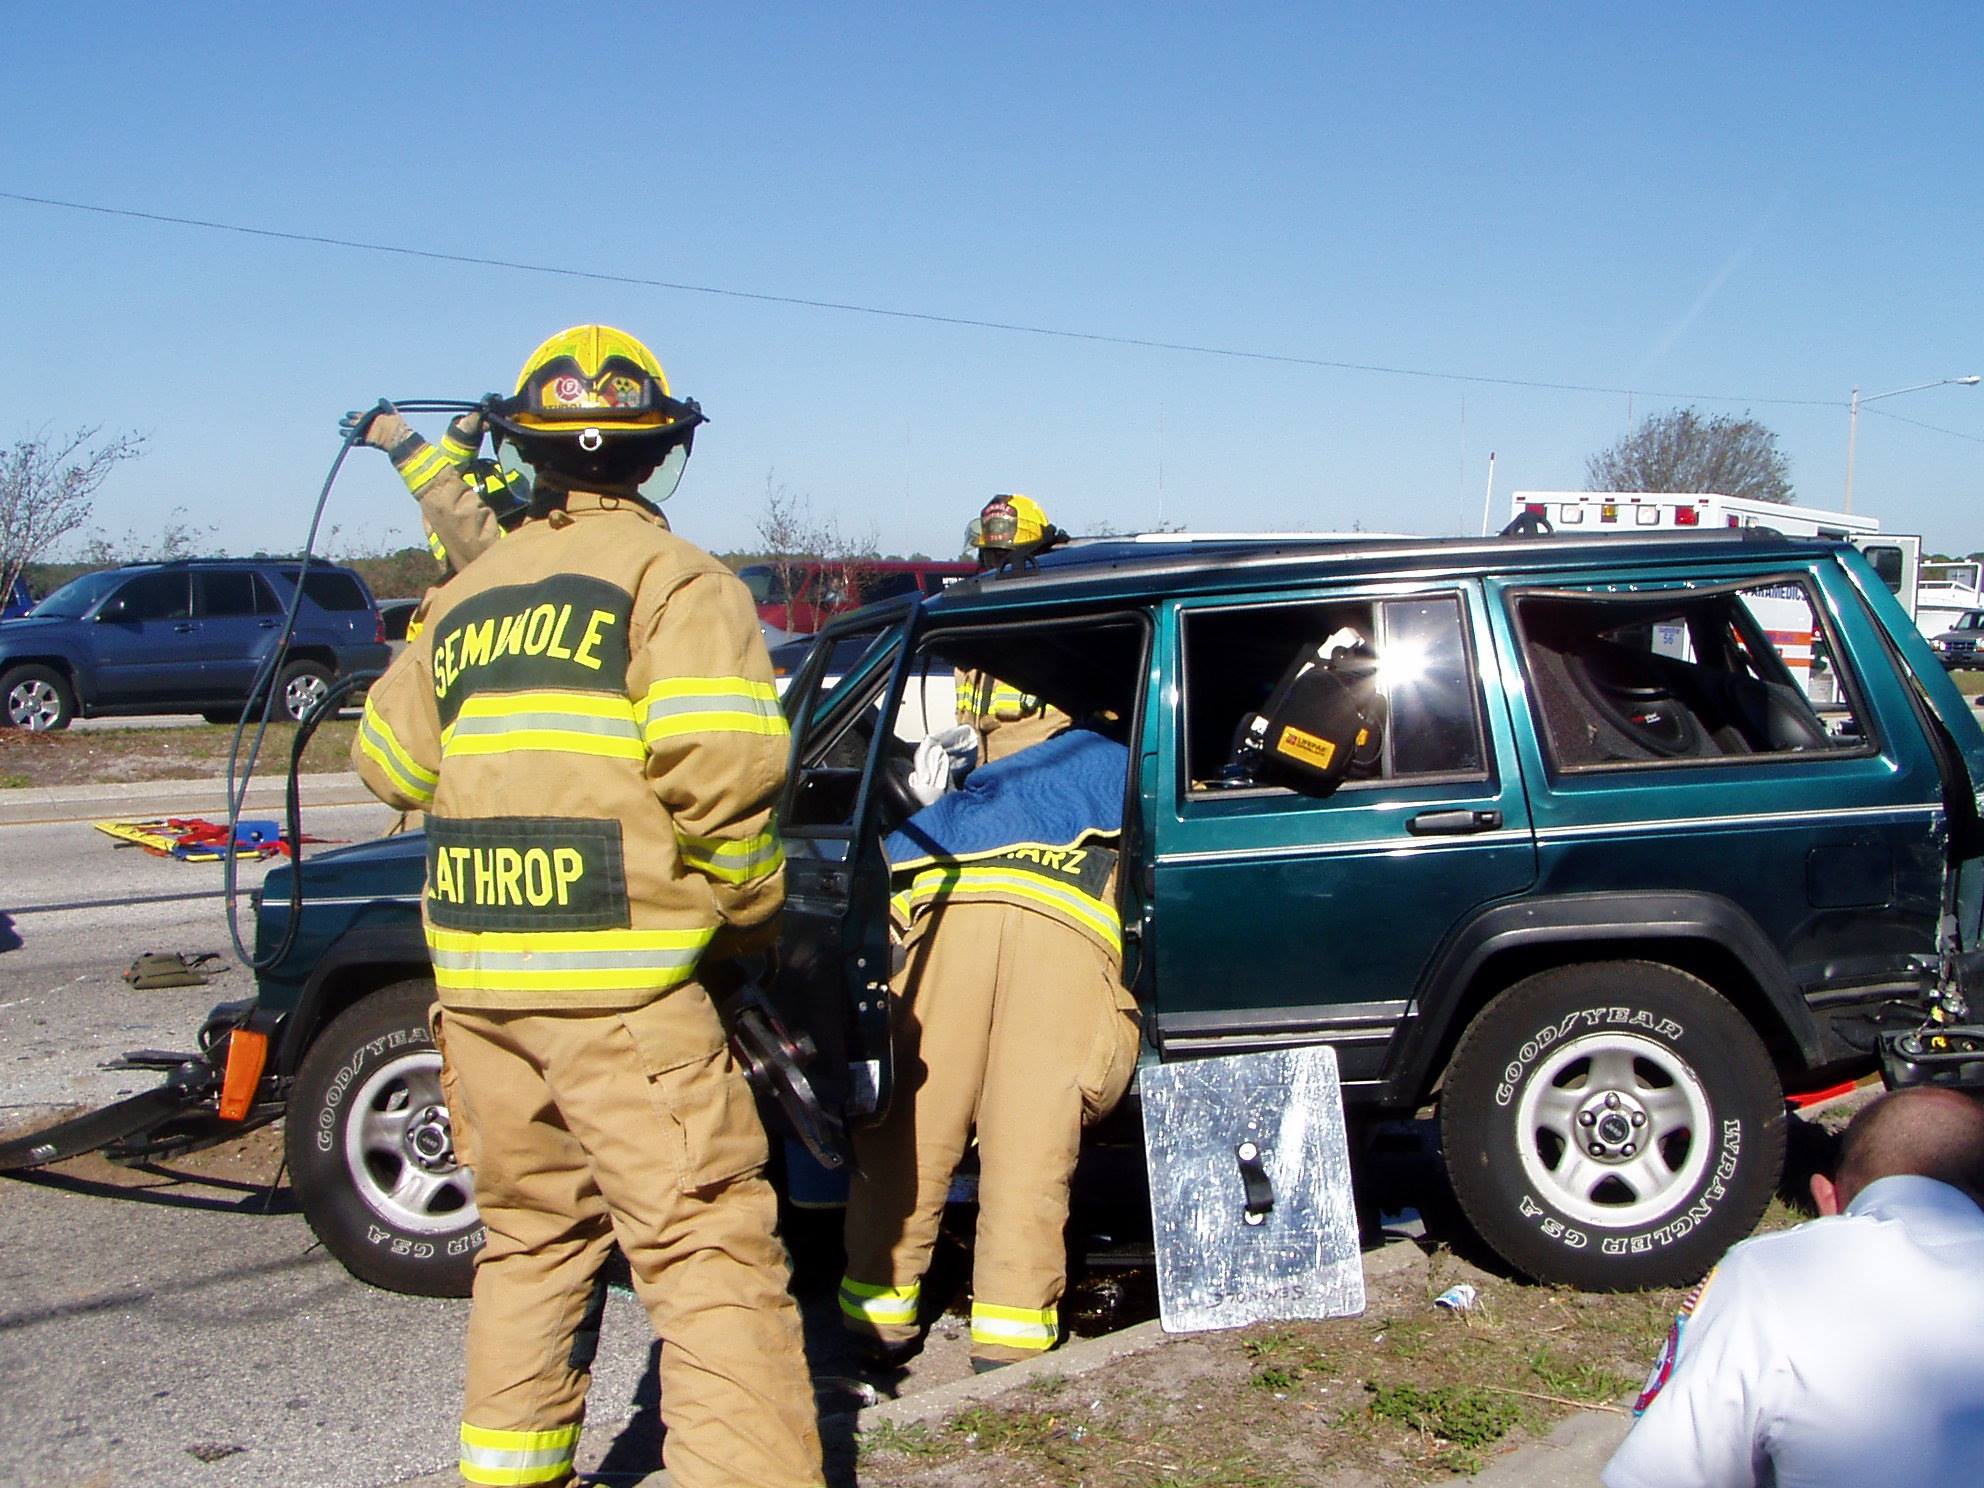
[1228,628,1385,794]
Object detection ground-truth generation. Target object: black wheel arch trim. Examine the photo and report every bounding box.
[1383,890,1823,1105]
[272,923,435,1076]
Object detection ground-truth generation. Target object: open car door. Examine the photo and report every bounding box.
[773,599,921,1133]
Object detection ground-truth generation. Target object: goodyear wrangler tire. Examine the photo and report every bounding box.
[1440,961,1784,1290]
[285,981,482,1297]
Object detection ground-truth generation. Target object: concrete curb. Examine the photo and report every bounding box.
[0,770,374,825]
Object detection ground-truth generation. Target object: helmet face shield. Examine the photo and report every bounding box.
[637,441,691,505]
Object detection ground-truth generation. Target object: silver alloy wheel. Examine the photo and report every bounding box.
[284,670,330,722]
[6,676,63,731]
[339,1048,478,1236]
[1513,1031,1713,1229]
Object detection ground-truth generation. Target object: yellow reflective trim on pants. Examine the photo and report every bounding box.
[677,824,785,885]
[424,925,715,995]
[839,1276,920,1326]
[969,1300,1058,1350]
[440,691,645,763]
[639,676,788,745]
[901,866,1121,952]
[358,698,437,804]
[459,1420,580,1485]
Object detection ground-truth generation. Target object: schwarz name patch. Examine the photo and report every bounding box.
[425,816,631,932]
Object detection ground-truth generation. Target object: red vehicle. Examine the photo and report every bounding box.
[738,558,973,641]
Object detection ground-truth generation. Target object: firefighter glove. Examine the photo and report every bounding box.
[906,724,981,806]
[339,401,410,451]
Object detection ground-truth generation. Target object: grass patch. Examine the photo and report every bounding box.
[1367,1381,1525,1475]
[856,1421,946,1460]
[0,719,359,788]
[1527,1346,1636,1404]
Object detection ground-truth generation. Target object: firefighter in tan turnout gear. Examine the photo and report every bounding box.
[954,495,1072,763]
[351,325,822,1488]
[839,725,1142,1372]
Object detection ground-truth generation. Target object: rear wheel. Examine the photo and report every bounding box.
[278,659,334,723]
[285,981,481,1296]
[1,664,75,731]
[1440,961,1784,1290]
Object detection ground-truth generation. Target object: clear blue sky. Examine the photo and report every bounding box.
[2,3,1978,561]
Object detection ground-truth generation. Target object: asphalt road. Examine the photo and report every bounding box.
[0,798,978,1487]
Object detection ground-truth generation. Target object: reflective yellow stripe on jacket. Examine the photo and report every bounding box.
[677,823,784,885]
[839,1276,920,1327]
[425,925,715,996]
[891,864,1121,953]
[358,696,437,805]
[638,676,787,745]
[440,690,645,762]
[459,1421,580,1487]
[399,440,455,492]
[969,1301,1058,1352]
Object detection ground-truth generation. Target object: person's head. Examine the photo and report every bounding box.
[1810,1086,1984,1215]
[968,493,1048,569]
[486,325,703,501]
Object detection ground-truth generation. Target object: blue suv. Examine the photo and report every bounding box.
[0,559,390,730]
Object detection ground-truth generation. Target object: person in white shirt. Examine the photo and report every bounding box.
[1604,1085,1984,1488]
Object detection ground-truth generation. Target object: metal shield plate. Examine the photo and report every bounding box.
[1140,1045,1364,1333]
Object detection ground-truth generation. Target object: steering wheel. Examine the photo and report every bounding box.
[875,733,924,827]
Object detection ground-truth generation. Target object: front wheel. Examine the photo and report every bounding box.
[1440,961,1784,1290]
[2,664,75,731]
[285,980,481,1296]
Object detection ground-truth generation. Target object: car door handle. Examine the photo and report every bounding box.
[173,622,196,633]
[1407,808,1503,836]
[259,619,279,628]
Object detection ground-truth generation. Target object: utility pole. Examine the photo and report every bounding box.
[1844,376,1980,513]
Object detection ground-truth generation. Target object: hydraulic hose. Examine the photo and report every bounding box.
[222,399,482,970]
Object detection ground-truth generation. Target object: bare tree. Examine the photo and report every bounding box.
[752,472,878,617]
[74,504,218,568]
[1585,407,1792,504]
[0,427,145,603]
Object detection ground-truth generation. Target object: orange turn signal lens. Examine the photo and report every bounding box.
[218,1028,270,1122]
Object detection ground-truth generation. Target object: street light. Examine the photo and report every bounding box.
[1845,375,1981,513]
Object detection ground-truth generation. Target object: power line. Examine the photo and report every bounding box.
[1863,404,1984,447]
[0,189,1846,409]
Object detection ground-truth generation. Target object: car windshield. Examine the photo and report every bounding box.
[30,570,125,618]
[739,565,787,604]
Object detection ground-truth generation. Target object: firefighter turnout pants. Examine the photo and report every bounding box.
[840,901,1142,1366]
[436,988,823,1488]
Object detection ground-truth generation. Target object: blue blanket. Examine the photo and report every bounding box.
[884,729,1128,869]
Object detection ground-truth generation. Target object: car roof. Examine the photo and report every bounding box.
[918,528,1853,617]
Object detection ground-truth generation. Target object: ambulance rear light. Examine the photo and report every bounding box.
[1674,506,1700,526]
[1636,506,1660,526]
[1524,502,1548,518]
[1600,503,1619,523]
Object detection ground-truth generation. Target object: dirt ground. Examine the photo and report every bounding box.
[0,719,358,789]
[2,1094,1871,1488]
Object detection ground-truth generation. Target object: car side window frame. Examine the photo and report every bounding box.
[1174,584,1493,803]
[1506,570,1881,776]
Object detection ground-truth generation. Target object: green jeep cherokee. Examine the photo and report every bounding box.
[41,525,1983,1299]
